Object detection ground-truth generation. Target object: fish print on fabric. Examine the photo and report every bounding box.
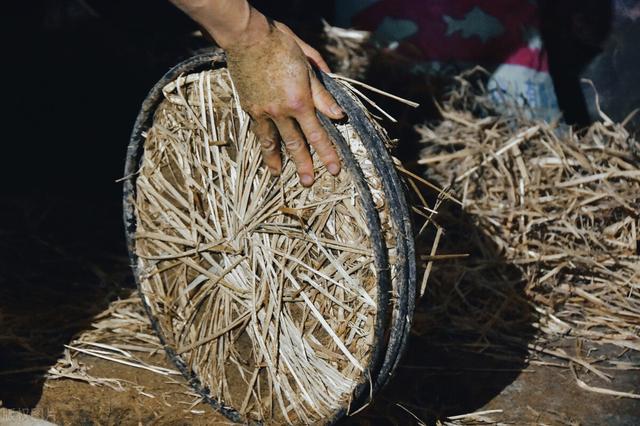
[336,0,561,121]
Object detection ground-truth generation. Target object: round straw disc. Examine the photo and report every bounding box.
[125,56,401,424]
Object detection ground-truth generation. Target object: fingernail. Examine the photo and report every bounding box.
[331,105,344,117]
[300,174,314,186]
[328,163,340,175]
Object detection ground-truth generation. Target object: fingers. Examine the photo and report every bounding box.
[252,118,282,175]
[273,117,315,187]
[242,19,343,186]
[255,76,344,184]
[310,74,344,120]
[295,110,341,176]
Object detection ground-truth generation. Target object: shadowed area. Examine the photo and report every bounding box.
[0,195,130,408]
[340,203,537,425]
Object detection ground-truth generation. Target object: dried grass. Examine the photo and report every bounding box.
[418,69,640,391]
[323,22,372,80]
[38,52,441,424]
[47,296,172,391]
[45,294,211,413]
[132,67,411,424]
[322,26,639,422]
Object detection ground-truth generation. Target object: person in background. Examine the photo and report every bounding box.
[336,0,613,126]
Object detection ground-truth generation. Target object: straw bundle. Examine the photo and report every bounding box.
[128,63,417,424]
[418,72,640,365]
[323,23,371,79]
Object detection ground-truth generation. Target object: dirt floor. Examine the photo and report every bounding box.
[35,355,226,426]
[25,338,640,426]
[1,195,639,426]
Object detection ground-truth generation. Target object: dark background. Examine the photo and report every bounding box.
[5,0,635,200]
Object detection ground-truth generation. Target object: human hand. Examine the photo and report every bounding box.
[224,15,345,186]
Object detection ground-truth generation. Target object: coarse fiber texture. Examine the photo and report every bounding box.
[419,72,640,373]
[132,67,398,424]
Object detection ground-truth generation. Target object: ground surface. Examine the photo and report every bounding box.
[1,194,638,425]
[26,341,640,426]
[36,355,226,425]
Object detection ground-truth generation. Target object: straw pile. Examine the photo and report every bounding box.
[131,67,403,424]
[418,70,640,381]
[47,296,178,392]
[323,23,371,79]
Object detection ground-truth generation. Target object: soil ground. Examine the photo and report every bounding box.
[26,341,640,426]
[1,195,638,426]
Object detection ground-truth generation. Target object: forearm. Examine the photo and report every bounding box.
[169,0,269,48]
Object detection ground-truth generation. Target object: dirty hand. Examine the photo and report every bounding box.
[169,1,344,186]
[225,18,345,186]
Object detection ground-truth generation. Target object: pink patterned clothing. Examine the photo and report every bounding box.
[336,0,560,121]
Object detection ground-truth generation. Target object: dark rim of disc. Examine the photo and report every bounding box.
[122,48,415,425]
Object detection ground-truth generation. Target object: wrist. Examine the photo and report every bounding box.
[204,5,271,50]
